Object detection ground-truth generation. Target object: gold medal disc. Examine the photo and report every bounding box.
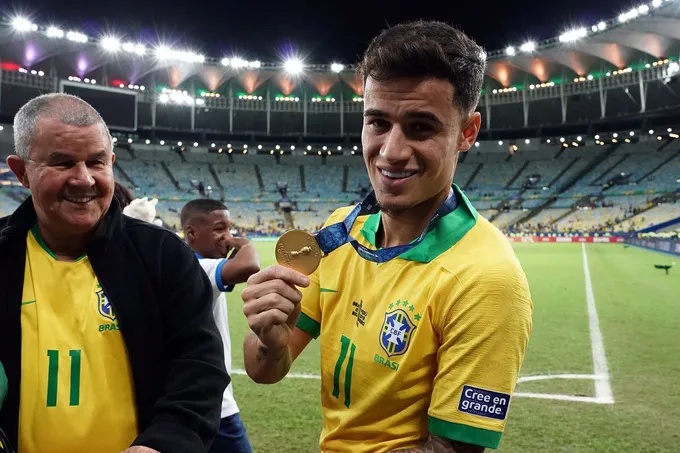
[275,230,322,275]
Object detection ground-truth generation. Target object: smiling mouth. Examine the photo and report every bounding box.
[379,168,418,180]
[63,196,96,204]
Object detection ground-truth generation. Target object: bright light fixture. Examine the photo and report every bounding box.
[331,63,344,73]
[283,57,304,74]
[520,41,535,53]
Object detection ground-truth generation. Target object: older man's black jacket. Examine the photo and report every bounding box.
[0,197,229,453]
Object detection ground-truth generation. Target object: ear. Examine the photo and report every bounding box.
[185,224,196,241]
[6,155,30,189]
[457,111,482,153]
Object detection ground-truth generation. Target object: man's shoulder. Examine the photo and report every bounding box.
[120,216,193,258]
[323,205,355,227]
[438,215,524,277]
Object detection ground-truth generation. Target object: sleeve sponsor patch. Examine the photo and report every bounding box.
[458,385,510,420]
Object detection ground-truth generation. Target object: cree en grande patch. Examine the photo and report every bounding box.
[458,385,510,420]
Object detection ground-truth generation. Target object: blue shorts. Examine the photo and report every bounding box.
[207,412,253,453]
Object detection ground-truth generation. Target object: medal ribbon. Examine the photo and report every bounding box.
[315,187,458,263]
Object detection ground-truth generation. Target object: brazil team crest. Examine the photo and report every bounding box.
[97,287,117,322]
[380,309,417,358]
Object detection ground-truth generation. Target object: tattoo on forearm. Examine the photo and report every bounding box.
[389,435,484,453]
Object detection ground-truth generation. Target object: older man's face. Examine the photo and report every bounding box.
[12,118,115,236]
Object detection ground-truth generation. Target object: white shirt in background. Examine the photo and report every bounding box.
[197,257,239,419]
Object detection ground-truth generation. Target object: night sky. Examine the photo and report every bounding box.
[5,0,625,63]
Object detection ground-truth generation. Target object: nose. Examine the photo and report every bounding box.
[68,162,96,188]
[380,125,412,163]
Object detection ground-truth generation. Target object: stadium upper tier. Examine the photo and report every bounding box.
[1,1,680,138]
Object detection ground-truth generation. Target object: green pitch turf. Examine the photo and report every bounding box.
[225,242,680,452]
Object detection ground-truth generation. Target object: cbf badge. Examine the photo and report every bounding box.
[97,287,117,323]
[380,309,416,358]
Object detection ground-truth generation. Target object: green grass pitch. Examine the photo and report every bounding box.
[225,241,680,452]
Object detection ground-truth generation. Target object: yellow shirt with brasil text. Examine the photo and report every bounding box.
[297,185,533,452]
[19,226,138,453]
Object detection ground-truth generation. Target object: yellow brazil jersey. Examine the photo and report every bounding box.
[19,226,138,453]
[296,185,533,452]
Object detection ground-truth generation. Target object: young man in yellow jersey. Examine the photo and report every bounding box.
[241,21,533,452]
[0,93,228,453]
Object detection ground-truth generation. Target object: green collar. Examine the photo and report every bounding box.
[359,184,478,263]
[31,224,87,262]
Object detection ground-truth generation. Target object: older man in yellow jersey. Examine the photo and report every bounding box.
[241,21,533,453]
[0,93,228,453]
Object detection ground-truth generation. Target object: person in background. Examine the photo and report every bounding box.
[181,199,261,453]
[0,93,228,453]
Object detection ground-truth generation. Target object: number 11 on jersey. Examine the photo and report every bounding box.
[332,336,356,408]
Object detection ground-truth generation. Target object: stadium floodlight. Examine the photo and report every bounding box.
[269,150,274,155]
[322,146,328,150]
[597,22,607,31]
[649,129,654,134]
[613,132,619,138]
[547,139,551,143]
[474,142,480,147]
[652,0,662,6]
[47,26,64,38]
[127,138,133,144]
[560,137,565,142]
[587,74,594,80]
[353,146,358,150]
[211,143,216,148]
[307,145,312,151]
[283,57,304,75]
[177,141,183,146]
[505,46,516,56]
[667,128,673,132]
[669,62,679,76]
[577,136,582,141]
[67,31,88,43]
[160,140,165,145]
[101,36,121,52]
[525,139,530,144]
[193,142,198,148]
[275,145,280,150]
[498,141,503,146]
[658,136,663,141]
[337,146,342,151]
[145,139,150,144]
[290,145,295,150]
[520,41,535,53]
[249,61,261,69]
[243,144,248,149]
[112,137,117,142]
[638,4,649,14]
[258,145,263,150]
[595,134,601,140]
[331,63,344,73]
[630,131,635,136]
[227,144,232,148]
[12,17,36,32]
[559,28,588,43]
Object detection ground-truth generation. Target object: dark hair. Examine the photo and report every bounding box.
[114,182,135,208]
[358,20,486,114]
[180,199,228,229]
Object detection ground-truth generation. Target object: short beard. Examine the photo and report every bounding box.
[376,200,415,217]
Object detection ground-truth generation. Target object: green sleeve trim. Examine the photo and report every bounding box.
[428,416,502,449]
[296,312,321,339]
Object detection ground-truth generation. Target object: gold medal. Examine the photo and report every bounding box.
[275,229,322,275]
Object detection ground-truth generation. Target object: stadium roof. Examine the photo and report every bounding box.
[1,0,679,94]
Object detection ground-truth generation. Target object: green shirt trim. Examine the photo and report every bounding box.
[296,312,321,339]
[31,224,87,262]
[428,416,503,449]
[359,184,478,263]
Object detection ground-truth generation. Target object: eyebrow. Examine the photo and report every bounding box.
[47,150,108,161]
[363,108,443,126]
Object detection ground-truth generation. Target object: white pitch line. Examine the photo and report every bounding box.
[517,373,596,383]
[231,368,320,380]
[514,392,613,404]
[581,243,615,404]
